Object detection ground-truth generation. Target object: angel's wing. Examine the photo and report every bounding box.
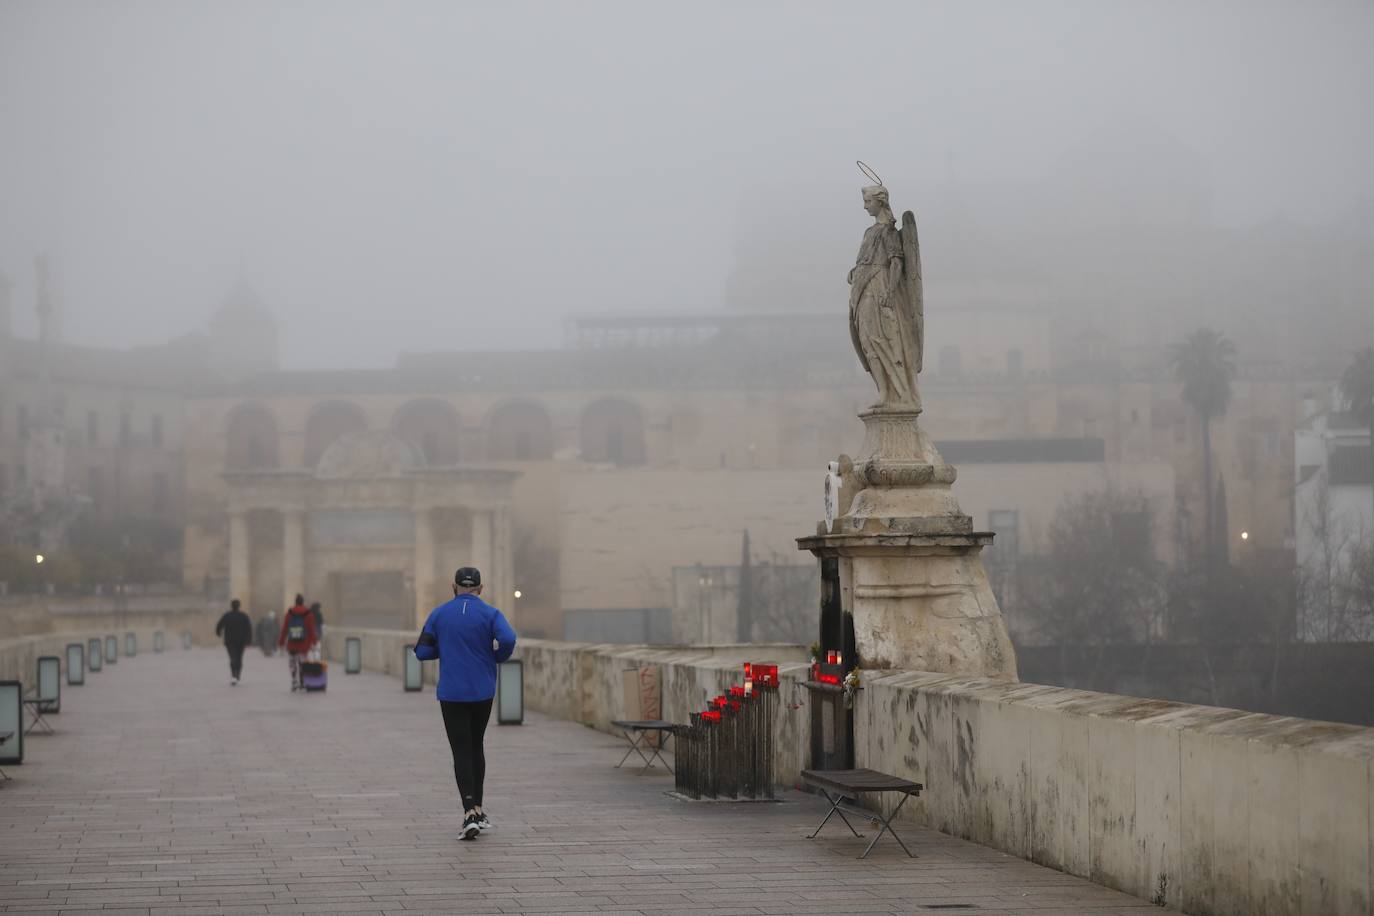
[900,210,924,373]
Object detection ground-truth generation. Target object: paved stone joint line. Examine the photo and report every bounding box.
[0,649,1161,914]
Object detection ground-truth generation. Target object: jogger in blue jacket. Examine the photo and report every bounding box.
[415,566,517,840]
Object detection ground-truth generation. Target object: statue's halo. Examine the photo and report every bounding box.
[856,160,883,186]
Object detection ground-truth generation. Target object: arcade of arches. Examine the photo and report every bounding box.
[186,387,857,639]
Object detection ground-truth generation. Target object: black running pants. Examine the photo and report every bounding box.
[226,643,245,679]
[440,698,493,809]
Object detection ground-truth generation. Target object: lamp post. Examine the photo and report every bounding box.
[35,656,60,714]
[403,645,422,692]
[0,681,22,766]
[496,660,524,725]
[66,643,84,686]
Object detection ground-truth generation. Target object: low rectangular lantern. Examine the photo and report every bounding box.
[66,643,85,686]
[0,681,22,765]
[402,645,422,692]
[153,631,164,653]
[104,636,118,664]
[181,632,193,650]
[345,637,362,674]
[88,638,102,672]
[124,633,137,657]
[36,656,60,714]
[496,659,523,725]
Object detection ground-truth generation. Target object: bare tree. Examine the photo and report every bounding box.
[1015,489,1166,684]
[1299,476,1364,640]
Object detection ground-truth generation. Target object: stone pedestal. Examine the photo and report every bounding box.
[799,407,1017,679]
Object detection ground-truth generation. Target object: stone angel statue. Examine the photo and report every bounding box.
[847,174,924,411]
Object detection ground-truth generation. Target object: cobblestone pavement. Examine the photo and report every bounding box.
[0,647,1160,915]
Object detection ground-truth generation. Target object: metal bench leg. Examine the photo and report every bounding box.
[644,734,673,774]
[24,706,53,736]
[615,731,653,769]
[807,790,863,840]
[859,793,915,859]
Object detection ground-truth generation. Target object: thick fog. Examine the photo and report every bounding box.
[1,0,1371,368]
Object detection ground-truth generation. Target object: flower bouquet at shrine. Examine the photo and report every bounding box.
[673,663,779,801]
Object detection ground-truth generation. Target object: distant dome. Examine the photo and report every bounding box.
[209,277,279,377]
[210,278,274,330]
[316,431,425,479]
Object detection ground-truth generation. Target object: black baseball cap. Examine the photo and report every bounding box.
[455,567,481,587]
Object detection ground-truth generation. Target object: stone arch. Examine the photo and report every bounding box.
[303,400,368,468]
[580,398,646,466]
[487,400,553,461]
[392,398,461,466]
[225,403,280,470]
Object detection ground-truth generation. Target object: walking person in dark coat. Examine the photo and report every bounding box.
[215,599,254,686]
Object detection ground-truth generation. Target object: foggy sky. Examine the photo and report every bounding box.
[2,1,1371,369]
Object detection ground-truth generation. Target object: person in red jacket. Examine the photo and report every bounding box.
[277,595,318,692]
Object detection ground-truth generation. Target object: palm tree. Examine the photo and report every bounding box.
[1170,328,1236,578]
[1342,347,1374,514]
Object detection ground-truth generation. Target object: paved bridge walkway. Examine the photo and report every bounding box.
[0,648,1158,915]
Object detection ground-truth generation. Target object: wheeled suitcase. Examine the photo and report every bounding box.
[301,659,328,692]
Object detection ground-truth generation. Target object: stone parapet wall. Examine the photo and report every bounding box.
[322,629,811,776]
[0,624,197,683]
[0,594,220,643]
[312,631,1374,915]
[857,671,1374,916]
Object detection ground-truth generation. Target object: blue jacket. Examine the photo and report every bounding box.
[414,593,517,702]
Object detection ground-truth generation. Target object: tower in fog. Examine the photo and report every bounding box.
[209,277,279,381]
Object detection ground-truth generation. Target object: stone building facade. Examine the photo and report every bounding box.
[177,306,1304,643]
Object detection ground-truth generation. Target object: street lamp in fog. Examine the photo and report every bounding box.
[1240,531,1249,541]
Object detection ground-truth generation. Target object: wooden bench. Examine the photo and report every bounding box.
[801,768,923,858]
[610,719,677,774]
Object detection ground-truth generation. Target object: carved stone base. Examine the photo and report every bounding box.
[803,407,1017,679]
[797,530,1018,679]
[840,408,965,535]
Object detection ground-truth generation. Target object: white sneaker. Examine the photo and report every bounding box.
[460,812,480,840]
[231,678,238,686]
[475,811,491,831]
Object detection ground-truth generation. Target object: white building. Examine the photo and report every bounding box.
[1295,394,1374,640]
